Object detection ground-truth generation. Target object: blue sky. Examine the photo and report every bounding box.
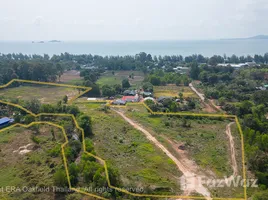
[0,0,267,41]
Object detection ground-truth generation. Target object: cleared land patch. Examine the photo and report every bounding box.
[154,85,198,98]
[0,85,78,104]
[97,71,144,88]
[60,70,83,84]
[0,79,90,104]
[0,125,65,200]
[119,104,245,198]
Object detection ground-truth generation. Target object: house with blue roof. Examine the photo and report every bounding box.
[0,117,14,127]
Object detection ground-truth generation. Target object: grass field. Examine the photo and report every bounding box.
[124,105,234,177]
[121,104,244,198]
[0,84,79,104]
[0,125,64,200]
[97,71,145,88]
[153,85,198,98]
[76,103,182,195]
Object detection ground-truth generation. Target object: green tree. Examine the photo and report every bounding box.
[53,169,68,187]
[122,78,131,88]
[78,114,93,137]
[51,128,55,141]
[142,82,154,92]
[56,63,64,82]
[179,92,183,102]
[69,163,79,185]
[189,62,200,80]
[63,95,68,104]
[93,168,106,187]
[102,85,116,97]
[25,98,41,114]
[24,114,35,124]
[149,75,161,86]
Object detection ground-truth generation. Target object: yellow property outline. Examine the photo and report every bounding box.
[0,79,91,104]
[0,79,247,200]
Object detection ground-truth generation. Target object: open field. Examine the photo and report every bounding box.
[0,84,79,104]
[154,85,198,98]
[97,71,144,88]
[0,125,65,200]
[118,104,244,198]
[76,103,183,195]
[0,79,246,199]
[60,70,83,84]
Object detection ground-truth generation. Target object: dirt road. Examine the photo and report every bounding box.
[113,109,212,199]
[189,83,205,101]
[226,122,238,176]
[189,82,221,112]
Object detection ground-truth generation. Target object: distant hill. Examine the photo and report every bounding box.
[221,35,268,40]
[247,35,268,39]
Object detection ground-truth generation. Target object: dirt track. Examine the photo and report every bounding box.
[113,109,212,199]
[189,83,205,101]
[189,83,219,113]
[113,105,238,199]
[226,122,238,176]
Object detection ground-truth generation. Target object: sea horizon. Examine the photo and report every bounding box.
[0,39,268,57]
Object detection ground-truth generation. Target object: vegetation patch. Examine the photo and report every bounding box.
[76,103,182,195]
[97,70,144,88]
[0,84,79,104]
[154,85,197,98]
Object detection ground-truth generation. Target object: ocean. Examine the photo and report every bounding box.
[0,40,268,57]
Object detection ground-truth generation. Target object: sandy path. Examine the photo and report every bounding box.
[189,83,219,113]
[226,122,238,176]
[113,109,212,199]
[189,83,205,101]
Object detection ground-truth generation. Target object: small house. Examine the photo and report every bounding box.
[123,90,136,96]
[122,96,139,102]
[142,92,153,97]
[157,96,172,103]
[0,117,14,127]
[112,99,126,105]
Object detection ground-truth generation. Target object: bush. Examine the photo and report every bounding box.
[53,169,68,187]
[48,144,61,157]
[31,135,40,144]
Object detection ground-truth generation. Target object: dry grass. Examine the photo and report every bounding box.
[0,84,79,104]
[60,70,83,84]
[154,85,198,98]
[97,70,145,88]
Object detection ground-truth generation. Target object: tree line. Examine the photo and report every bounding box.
[195,64,268,198]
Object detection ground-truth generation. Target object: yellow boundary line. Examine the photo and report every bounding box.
[0,79,247,200]
[0,79,92,104]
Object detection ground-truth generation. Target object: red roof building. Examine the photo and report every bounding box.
[122,96,138,102]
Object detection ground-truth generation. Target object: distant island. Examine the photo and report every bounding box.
[221,35,268,40]
[48,40,61,43]
[31,40,61,43]
[32,41,44,43]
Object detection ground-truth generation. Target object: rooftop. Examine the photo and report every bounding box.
[122,96,138,101]
[0,117,11,125]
